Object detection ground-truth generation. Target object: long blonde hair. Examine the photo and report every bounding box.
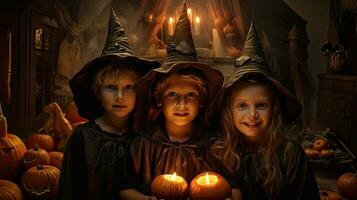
[212,75,295,198]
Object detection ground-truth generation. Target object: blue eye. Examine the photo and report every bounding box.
[168,91,177,97]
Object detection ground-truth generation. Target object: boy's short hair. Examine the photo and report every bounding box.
[92,62,141,98]
[153,67,208,105]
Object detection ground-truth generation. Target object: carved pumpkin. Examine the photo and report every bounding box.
[23,145,50,171]
[0,179,23,200]
[337,172,357,199]
[25,133,55,152]
[49,151,63,170]
[21,165,60,199]
[151,173,188,200]
[65,101,87,124]
[0,105,27,180]
[189,172,231,200]
[319,190,343,200]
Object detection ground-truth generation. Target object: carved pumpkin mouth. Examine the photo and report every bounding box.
[23,183,51,196]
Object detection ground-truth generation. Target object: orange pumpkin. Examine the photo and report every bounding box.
[0,179,23,200]
[21,165,60,200]
[151,173,188,200]
[337,172,357,199]
[25,133,55,152]
[65,101,87,124]
[49,151,63,170]
[189,172,231,200]
[304,148,320,160]
[319,190,343,200]
[312,138,328,151]
[23,145,50,171]
[0,105,27,180]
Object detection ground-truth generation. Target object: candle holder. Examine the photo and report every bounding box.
[189,171,231,200]
[151,172,188,200]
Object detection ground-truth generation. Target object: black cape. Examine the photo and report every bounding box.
[236,140,320,200]
[121,127,217,195]
[58,121,134,200]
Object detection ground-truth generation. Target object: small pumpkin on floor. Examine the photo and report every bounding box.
[337,172,357,199]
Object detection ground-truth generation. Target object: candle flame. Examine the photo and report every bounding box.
[196,172,218,185]
[205,172,209,184]
[163,172,184,183]
[195,16,200,23]
[172,172,177,180]
[187,8,192,15]
[169,17,174,24]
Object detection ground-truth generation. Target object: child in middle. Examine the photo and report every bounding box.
[119,3,224,200]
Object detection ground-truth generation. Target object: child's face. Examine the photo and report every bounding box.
[98,75,137,119]
[229,83,273,143]
[158,75,202,128]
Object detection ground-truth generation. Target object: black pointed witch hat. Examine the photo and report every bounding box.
[214,21,302,123]
[69,8,161,120]
[133,3,223,129]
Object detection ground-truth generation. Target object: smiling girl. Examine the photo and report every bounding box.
[210,22,320,199]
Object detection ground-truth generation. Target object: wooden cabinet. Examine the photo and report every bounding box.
[316,74,357,155]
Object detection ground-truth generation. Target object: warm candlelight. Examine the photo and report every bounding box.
[212,28,227,57]
[187,8,193,22]
[151,172,188,200]
[168,17,174,36]
[163,172,185,182]
[189,171,231,200]
[194,16,200,36]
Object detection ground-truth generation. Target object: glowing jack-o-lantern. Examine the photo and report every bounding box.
[189,171,231,200]
[151,172,188,200]
[21,165,60,200]
[0,105,26,180]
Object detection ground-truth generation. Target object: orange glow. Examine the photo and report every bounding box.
[196,173,218,185]
[163,172,184,183]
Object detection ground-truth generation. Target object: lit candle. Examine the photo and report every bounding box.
[212,28,226,57]
[168,17,174,36]
[194,16,200,36]
[189,171,231,200]
[187,8,193,22]
[151,172,188,200]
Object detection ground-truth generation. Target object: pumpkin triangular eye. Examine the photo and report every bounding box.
[1,147,14,154]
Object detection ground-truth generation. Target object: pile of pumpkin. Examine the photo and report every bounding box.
[0,102,87,200]
[303,138,357,200]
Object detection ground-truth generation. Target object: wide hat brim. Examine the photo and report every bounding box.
[212,65,302,124]
[134,61,223,129]
[69,53,161,120]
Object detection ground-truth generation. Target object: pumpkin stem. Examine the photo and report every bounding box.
[34,144,40,151]
[36,164,44,170]
[0,103,8,138]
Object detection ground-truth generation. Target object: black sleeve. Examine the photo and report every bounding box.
[58,128,88,200]
[278,142,320,200]
[119,136,148,192]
